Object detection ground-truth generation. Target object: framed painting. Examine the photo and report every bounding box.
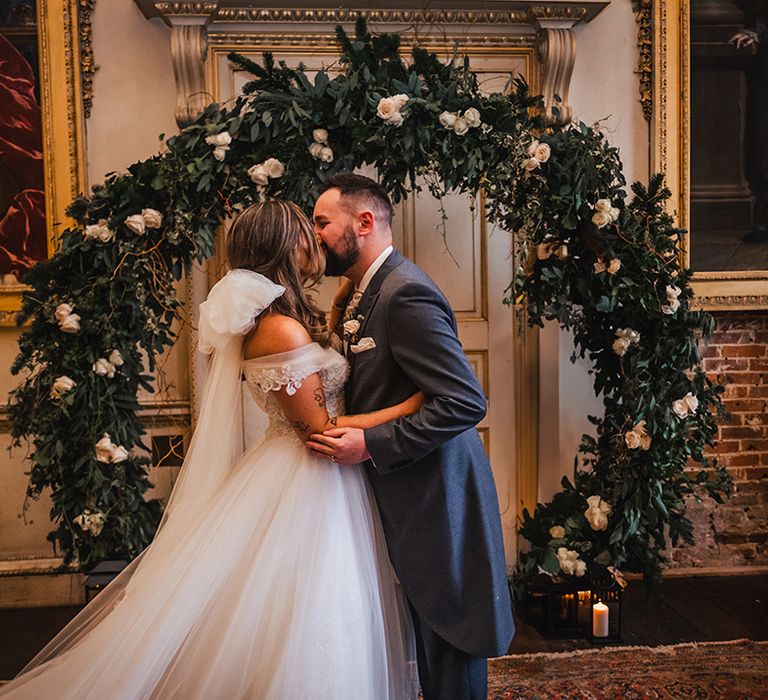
[0,0,86,324]
[652,0,768,310]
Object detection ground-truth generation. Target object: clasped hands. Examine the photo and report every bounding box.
[306,427,371,465]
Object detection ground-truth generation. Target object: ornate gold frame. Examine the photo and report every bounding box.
[652,0,768,310]
[0,0,87,325]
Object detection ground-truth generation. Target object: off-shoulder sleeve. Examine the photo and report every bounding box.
[242,343,331,396]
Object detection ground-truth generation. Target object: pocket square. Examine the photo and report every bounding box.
[350,337,376,354]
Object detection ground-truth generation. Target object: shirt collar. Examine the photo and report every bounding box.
[357,245,393,294]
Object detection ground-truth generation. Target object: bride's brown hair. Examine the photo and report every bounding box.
[226,200,331,347]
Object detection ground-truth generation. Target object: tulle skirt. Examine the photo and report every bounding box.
[0,435,417,699]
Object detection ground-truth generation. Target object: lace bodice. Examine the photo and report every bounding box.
[243,342,349,441]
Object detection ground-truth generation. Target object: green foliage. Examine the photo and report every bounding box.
[8,19,728,581]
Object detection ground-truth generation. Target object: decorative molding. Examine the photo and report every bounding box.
[215,8,529,24]
[633,0,652,121]
[169,21,211,128]
[535,27,576,124]
[690,295,768,311]
[209,31,537,49]
[78,0,95,118]
[153,1,218,15]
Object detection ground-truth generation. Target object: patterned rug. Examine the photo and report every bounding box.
[488,639,768,699]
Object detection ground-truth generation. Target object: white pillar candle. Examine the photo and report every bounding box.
[592,601,609,638]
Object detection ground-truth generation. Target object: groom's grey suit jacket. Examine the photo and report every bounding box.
[345,249,514,658]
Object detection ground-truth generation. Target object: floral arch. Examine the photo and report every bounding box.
[10,20,728,587]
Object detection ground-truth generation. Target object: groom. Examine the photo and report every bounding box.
[308,174,514,699]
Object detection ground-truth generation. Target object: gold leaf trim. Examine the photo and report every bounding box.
[78,0,95,119]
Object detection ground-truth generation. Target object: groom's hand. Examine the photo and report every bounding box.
[306,427,371,465]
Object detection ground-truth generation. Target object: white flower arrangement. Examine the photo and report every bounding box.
[556,547,587,577]
[612,327,640,356]
[376,94,409,126]
[672,392,699,419]
[55,303,80,334]
[92,350,124,379]
[592,198,620,228]
[248,158,284,186]
[95,433,130,464]
[205,130,232,161]
[50,375,76,399]
[73,509,106,537]
[440,108,483,136]
[124,214,146,236]
[523,139,552,172]
[661,284,682,315]
[84,219,113,243]
[625,419,652,451]
[584,495,612,531]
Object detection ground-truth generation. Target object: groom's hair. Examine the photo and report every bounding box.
[319,173,393,227]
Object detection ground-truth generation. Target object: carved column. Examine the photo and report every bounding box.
[152,2,218,128]
[530,8,583,125]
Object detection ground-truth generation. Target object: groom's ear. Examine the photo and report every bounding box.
[356,209,375,236]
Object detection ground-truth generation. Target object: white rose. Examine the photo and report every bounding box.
[452,117,470,136]
[213,145,229,161]
[85,220,113,242]
[625,429,642,449]
[616,328,640,344]
[141,208,163,229]
[555,244,568,260]
[392,94,409,109]
[247,164,269,186]
[376,97,399,122]
[343,319,361,336]
[672,398,690,418]
[309,142,324,158]
[386,111,405,127]
[607,258,622,274]
[613,337,630,356]
[666,284,682,301]
[526,140,540,157]
[463,107,481,127]
[88,511,106,536]
[54,303,73,322]
[262,158,285,179]
[111,445,129,463]
[534,143,551,163]
[59,314,81,333]
[312,128,328,144]
[594,259,607,273]
[592,210,612,228]
[640,433,652,450]
[536,242,553,260]
[609,207,620,222]
[108,350,124,367]
[95,434,116,463]
[93,358,115,378]
[574,560,587,577]
[684,392,699,413]
[320,146,334,163]
[595,198,612,212]
[439,111,458,129]
[662,298,680,315]
[205,131,232,147]
[51,375,76,399]
[585,507,609,531]
[524,157,540,172]
[125,214,146,236]
[549,525,566,539]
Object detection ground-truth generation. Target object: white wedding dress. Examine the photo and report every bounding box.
[0,270,417,700]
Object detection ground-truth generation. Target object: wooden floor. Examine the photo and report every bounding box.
[1,574,766,680]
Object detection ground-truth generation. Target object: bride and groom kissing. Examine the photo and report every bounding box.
[0,174,513,699]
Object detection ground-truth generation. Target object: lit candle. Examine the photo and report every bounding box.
[592,600,609,638]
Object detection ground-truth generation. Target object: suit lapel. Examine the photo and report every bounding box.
[347,250,405,369]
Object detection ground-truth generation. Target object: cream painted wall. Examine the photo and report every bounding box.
[538,0,650,503]
[0,1,184,565]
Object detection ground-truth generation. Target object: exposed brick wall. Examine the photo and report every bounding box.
[669,312,768,569]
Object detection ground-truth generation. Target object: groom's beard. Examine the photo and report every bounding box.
[323,224,360,276]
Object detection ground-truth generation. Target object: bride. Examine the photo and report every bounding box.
[0,200,419,699]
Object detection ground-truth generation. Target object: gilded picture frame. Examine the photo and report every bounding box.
[0,0,86,325]
[652,0,768,310]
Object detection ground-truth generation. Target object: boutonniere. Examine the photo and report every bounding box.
[342,313,364,346]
